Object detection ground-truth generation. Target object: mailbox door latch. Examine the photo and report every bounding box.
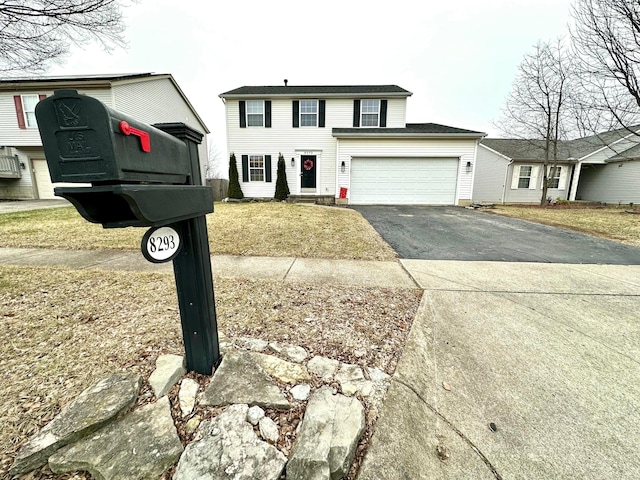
[119,121,151,153]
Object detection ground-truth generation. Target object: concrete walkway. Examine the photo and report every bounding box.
[2,247,640,478]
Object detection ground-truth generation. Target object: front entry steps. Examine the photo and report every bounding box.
[288,195,335,205]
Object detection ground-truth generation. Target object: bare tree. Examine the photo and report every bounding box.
[571,0,640,131]
[206,142,226,179]
[0,0,130,74]
[494,40,573,204]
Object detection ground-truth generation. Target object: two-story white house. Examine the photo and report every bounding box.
[0,73,209,200]
[220,84,485,205]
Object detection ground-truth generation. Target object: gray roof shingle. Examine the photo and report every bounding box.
[333,123,485,137]
[219,85,412,98]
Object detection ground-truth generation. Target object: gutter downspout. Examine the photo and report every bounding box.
[502,159,513,204]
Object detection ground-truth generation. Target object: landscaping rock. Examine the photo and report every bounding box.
[259,416,280,443]
[9,373,141,475]
[178,378,199,417]
[268,342,309,363]
[201,350,290,410]
[148,354,186,398]
[236,337,268,352]
[335,363,373,397]
[249,352,311,384]
[247,405,265,426]
[184,416,201,434]
[173,404,286,480]
[291,384,312,401]
[307,356,340,381]
[49,396,182,480]
[367,367,391,383]
[287,386,365,480]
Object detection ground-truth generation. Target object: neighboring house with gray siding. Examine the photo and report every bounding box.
[474,127,640,204]
[0,73,209,200]
[220,84,485,205]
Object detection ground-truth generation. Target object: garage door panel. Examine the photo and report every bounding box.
[350,157,458,205]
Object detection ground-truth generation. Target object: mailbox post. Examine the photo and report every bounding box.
[35,90,220,374]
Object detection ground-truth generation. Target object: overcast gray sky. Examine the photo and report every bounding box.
[48,0,575,155]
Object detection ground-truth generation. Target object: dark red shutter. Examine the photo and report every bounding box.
[38,94,47,101]
[239,101,246,128]
[265,155,272,182]
[241,155,249,182]
[319,100,325,127]
[380,100,387,127]
[265,101,271,128]
[353,100,360,127]
[293,101,299,128]
[14,96,25,129]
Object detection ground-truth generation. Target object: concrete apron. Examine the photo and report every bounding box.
[359,261,640,480]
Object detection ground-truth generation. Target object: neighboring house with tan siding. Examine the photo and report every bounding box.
[220,84,485,205]
[0,73,209,200]
[474,127,640,204]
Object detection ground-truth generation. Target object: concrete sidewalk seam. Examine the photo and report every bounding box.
[394,377,504,480]
[283,257,297,281]
[397,259,422,289]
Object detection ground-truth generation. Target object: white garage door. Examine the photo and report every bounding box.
[32,159,89,199]
[350,157,459,205]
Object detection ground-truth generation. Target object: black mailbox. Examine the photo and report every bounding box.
[35,90,213,228]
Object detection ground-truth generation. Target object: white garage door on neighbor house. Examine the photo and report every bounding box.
[349,157,459,205]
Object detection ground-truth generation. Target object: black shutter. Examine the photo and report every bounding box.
[265,100,272,128]
[293,100,299,128]
[239,101,246,128]
[242,155,249,182]
[353,99,360,127]
[319,100,325,127]
[265,155,272,182]
[380,100,387,127]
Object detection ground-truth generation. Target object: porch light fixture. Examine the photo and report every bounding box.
[341,161,346,173]
[291,157,295,167]
[466,161,472,173]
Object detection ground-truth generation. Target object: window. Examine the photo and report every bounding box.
[548,166,561,189]
[300,100,318,126]
[518,165,533,188]
[246,100,264,127]
[21,94,39,127]
[249,155,264,181]
[361,99,380,127]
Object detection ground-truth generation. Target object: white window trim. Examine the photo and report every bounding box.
[360,99,380,127]
[246,100,264,127]
[547,165,567,190]
[249,154,265,182]
[21,94,39,128]
[511,164,539,189]
[299,99,318,127]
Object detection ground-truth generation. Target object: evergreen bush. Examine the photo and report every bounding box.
[274,153,290,201]
[227,153,244,199]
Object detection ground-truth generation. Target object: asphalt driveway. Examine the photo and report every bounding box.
[351,205,640,264]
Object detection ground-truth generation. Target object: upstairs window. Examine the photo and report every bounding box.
[14,94,44,129]
[246,101,264,127]
[361,99,380,127]
[239,100,271,128]
[353,99,387,127]
[300,100,318,126]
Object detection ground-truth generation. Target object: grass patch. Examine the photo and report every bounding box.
[490,204,640,247]
[0,203,396,261]
[0,265,421,474]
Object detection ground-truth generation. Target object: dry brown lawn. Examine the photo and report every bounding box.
[489,204,640,247]
[0,203,396,261]
[0,265,421,478]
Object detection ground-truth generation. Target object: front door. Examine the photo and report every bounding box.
[301,155,317,189]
